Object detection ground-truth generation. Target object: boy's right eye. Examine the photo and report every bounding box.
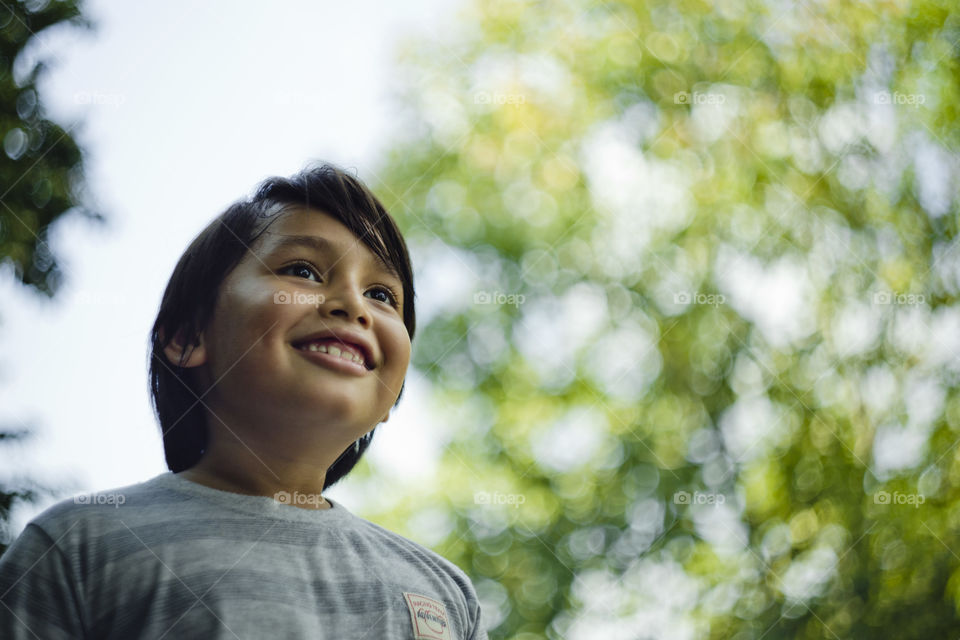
[279,261,320,281]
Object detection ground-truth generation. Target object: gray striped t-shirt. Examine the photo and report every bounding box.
[0,473,487,639]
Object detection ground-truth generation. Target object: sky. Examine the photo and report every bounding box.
[0,0,467,536]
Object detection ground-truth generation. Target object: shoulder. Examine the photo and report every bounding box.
[0,475,173,591]
[339,510,487,638]
[335,506,482,611]
[342,509,466,572]
[17,474,180,542]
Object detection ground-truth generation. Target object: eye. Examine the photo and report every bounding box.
[279,261,320,281]
[366,285,399,308]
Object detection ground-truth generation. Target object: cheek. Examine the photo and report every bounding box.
[208,280,296,361]
[385,327,412,381]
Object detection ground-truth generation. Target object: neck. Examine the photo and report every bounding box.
[179,433,336,510]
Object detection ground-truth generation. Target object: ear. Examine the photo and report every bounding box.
[161,327,207,369]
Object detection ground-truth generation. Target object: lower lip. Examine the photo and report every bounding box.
[295,346,369,376]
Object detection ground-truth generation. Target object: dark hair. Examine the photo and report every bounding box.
[149,164,416,489]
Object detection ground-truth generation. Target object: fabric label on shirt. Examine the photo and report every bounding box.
[403,592,453,640]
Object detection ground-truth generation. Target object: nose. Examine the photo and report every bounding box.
[318,283,369,327]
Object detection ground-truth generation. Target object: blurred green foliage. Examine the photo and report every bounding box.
[0,0,92,554]
[0,0,93,296]
[363,0,960,637]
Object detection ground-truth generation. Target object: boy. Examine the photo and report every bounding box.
[0,165,487,639]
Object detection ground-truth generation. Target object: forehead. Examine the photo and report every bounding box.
[256,207,397,276]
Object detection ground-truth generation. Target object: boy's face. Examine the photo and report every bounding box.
[174,207,411,455]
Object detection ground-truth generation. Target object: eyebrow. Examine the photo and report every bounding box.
[268,234,401,282]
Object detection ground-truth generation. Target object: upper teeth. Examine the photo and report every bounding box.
[302,342,365,366]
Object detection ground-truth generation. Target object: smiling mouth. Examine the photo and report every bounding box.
[294,339,374,371]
